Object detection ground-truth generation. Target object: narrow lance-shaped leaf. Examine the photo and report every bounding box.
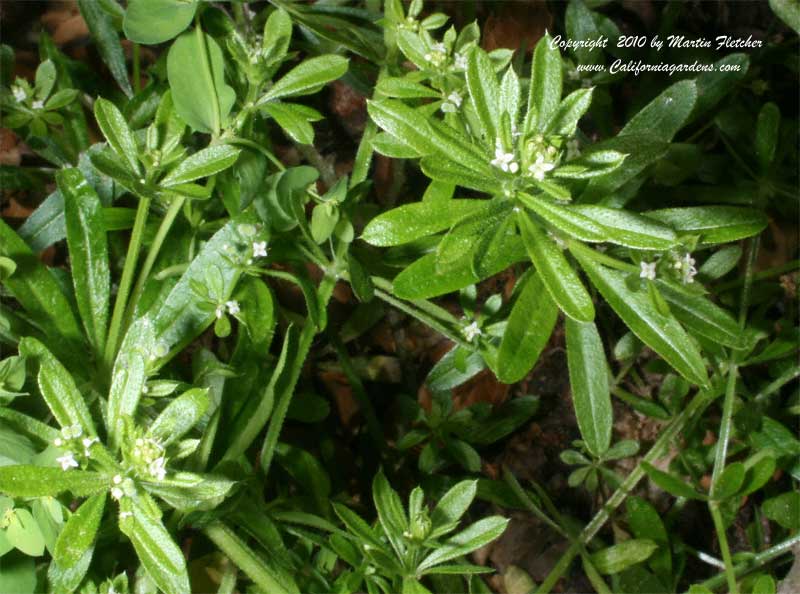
[147,388,209,446]
[527,33,562,133]
[121,499,191,594]
[645,206,768,245]
[94,97,140,175]
[259,55,349,103]
[18,337,96,436]
[465,46,500,141]
[517,212,595,322]
[53,493,106,569]
[545,88,593,136]
[575,253,709,387]
[591,539,659,575]
[566,319,612,457]
[431,480,477,527]
[372,470,408,557]
[161,145,241,187]
[362,199,486,247]
[641,462,706,500]
[58,168,110,358]
[0,466,108,498]
[367,99,436,157]
[77,0,132,96]
[570,205,677,250]
[496,272,558,383]
[417,516,509,572]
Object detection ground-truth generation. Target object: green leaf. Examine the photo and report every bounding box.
[546,88,593,136]
[142,472,235,511]
[581,134,669,201]
[376,77,439,99]
[147,388,208,446]
[762,492,800,530]
[346,252,374,302]
[465,46,500,140]
[372,470,408,556]
[517,212,595,322]
[620,80,697,142]
[496,272,558,383]
[570,205,677,250]
[575,255,709,386]
[641,462,705,500]
[656,281,747,349]
[528,33,562,133]
[0,220,84,363]
[713,462,746,500]
[362,199,486,247]
[94,97,140,175]
[517,192,605,242]
[431,480,477,528]
[58,168,110,358]
[310,203,340,244]
[566,319,612,457]
[367,100,436,157]
[121,498,190,594]
[332,503,384,550]
[691,54,749,122]
[6,508,45,557]
[0,555,36,594]
[644,206,768,245]
[755,102,780,171]
[262,102,315,145]
[392,234,527,300]
[161,145,240,187]
[417,516,509,572]
[0,466,108,497]
[259,55,349,103]
[591,539,659,575]
[123,0,197,44]
[18,337,96,436]
[77,0,132,96]
[426,346,486,392]
[436,200,512,272]
[769,0,800,34]
[167,27,236,135]
[53,493,105,569]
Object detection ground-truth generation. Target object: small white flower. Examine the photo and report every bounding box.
[528,154,556,181]
[454,52,467,70]
[430,42,446,53]
[215,304,225,319]
[113,474,123,485]
[148,456,167,481]
[252,241,268,258]
[57,451,79,471]
[12,85,25,102]
[54,437,63,447]
[640,261,657,281]
[119,511,132,519]
[441,91,462,113]
[491,139,519,173]
[110,487,124,500]
[463,321,482,343]
[226,300,240,315]
[31,100,44,110]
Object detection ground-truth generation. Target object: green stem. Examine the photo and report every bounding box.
[374,288,468,349]
[104,196,150,370]
[714,259,799,293]
[204,522,295,594]
[754,365,800,404]
[698,533,800,592]
[536,386,723,593]
[709,503,739,594]
[122,196,186,331]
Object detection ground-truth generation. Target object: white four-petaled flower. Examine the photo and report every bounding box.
[110,487,124,500]
[148,456,167,481]
[463,321,482,343]
[441,91,462,113]
[491,139,519,173]
[12,85,25,103]
[528,154,556,181]
[640,261,657,280]
[454,53,467,70]
[57,451,79,471]
[252,241,268,258]
[31,100,44,110]
[226,300,240,315]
